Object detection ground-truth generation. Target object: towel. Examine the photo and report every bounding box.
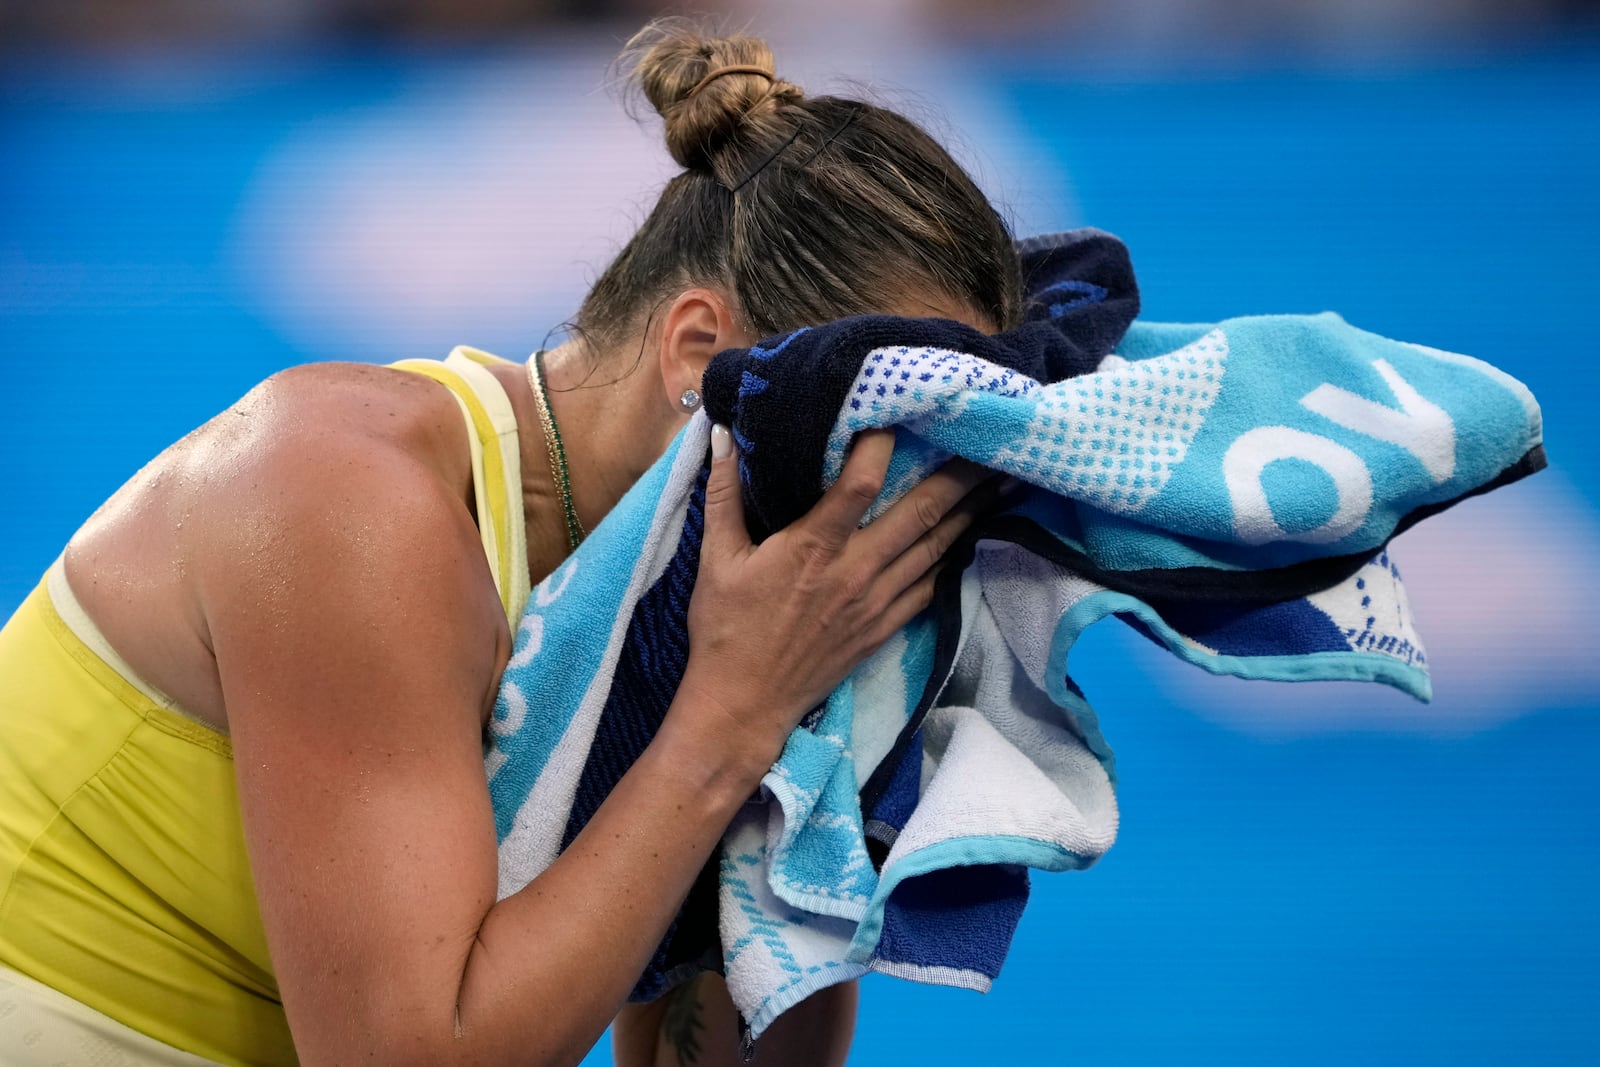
[485,230,1545,1043]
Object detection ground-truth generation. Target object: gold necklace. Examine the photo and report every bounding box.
[525,351,586,552]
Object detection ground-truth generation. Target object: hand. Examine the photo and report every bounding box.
[673,425,994,778]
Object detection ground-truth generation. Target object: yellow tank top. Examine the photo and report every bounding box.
[0,347,529,1066]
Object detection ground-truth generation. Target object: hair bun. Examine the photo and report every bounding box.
[626,20,806,172]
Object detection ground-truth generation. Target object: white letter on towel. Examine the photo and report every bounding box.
[506,614,544,671]
[534,559,578,607]
[492,681,528,738]
[1300,359,1456,484]
[1223,427,1374,545]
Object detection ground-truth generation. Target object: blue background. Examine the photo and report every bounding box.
[2,38,1596,1066]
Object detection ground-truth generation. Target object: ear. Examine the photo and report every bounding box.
[656,288,751,413]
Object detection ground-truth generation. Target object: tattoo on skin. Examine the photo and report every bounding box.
[662,975,706,1065]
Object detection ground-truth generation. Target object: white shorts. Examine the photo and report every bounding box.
[0,964,224,1066]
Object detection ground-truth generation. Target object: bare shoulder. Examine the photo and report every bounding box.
[188,362,476,551]
[192,361,510,713]
[194,360,472,487]
[66,360,504,731]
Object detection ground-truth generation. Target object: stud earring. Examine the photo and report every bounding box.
[679,388,702,413]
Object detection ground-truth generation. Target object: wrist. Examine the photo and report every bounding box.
[655,667,781,798]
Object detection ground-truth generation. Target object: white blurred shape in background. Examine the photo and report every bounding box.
[228,40,1077,364]
[230,47,674,362]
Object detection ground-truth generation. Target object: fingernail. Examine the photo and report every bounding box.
[711,424,733,460]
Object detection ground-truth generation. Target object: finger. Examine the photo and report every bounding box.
[852,457,992,566]
[801,430,895,553]
[872,475,997,600]
[865,561,945,651]
[700,424,752,559]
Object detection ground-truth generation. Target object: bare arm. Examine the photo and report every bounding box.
[205,425,986,1066]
